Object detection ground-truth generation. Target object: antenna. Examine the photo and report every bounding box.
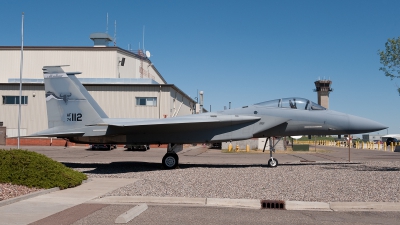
[142,25,145,52]
[106,13,108,33]
[113,20,117,46]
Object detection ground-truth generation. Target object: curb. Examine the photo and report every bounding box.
[91,196,207,205]
[285,201,331,211]
[207,198,260,209]
[90,196,400,211]
[90,196,260,209]
[329,202,400,211]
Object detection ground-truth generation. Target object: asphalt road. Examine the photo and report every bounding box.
[38,204,400,225]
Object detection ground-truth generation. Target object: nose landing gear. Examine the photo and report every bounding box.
[263,137,280,167]
[268,157,278,167]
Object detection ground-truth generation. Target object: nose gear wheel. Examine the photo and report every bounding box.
[268,158,278,167]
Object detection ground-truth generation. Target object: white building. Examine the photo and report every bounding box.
[362,134,383,142]
[0,35,197,137]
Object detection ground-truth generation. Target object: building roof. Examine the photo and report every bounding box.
[8,78,159,85]
[0,46,167,84]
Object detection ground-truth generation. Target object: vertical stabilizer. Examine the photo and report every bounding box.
[68,75,108,118]
[43,66,104,128]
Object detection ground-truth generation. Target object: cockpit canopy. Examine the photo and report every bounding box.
[254,98,326,110]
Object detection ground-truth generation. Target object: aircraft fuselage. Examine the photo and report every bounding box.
[68,104,385,145]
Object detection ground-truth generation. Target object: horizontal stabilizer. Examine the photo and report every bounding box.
[27,129,85,138]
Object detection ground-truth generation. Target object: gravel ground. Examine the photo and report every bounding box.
[2,161,400,203]
[78,161,400,202]
[0,183,44,201]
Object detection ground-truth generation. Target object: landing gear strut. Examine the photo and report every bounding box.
[263,137,280,167]
[162,144,183,169]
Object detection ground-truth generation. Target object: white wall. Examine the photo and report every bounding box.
[0,84,47,135]
[0,49,116,82]
[0,84,194,135]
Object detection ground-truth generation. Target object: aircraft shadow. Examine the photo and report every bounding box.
[62,161,369,174]
[63,161,162,174]
[63,161,271,174]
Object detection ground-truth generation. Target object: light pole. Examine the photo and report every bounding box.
[17,12,24,149]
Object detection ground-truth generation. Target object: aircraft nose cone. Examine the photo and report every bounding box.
[348,115,387,133]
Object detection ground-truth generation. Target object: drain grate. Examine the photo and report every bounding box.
[260,200,285,209]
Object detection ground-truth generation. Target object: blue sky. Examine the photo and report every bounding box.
[2,0,400,135]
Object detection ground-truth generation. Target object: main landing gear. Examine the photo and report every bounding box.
[162,144,183,169]
[162,139,281,169]
[262,137,281,167]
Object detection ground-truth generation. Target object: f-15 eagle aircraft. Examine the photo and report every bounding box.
[30,66,386,169]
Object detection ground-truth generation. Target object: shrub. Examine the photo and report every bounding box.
[0,149,87,189]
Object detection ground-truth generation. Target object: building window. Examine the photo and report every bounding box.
[2,96,28,105]
[136,97,157,106]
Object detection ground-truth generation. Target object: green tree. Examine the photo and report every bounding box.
[378,37,400,95]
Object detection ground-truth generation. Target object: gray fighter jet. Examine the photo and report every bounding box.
[30,66,386,168]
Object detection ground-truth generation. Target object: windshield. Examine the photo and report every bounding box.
[255,98,326,110]
[310,101,326,110]
[280,98,308,109]
[254,99,280,107]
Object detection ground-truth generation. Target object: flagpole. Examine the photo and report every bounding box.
[18,12,24,149]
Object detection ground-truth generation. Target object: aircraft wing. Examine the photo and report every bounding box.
[106,115,261,127]
[102,114,262,135]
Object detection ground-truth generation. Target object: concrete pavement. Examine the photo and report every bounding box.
[0,178,136,225]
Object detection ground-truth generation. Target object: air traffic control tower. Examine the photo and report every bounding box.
[313,80,333,109]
